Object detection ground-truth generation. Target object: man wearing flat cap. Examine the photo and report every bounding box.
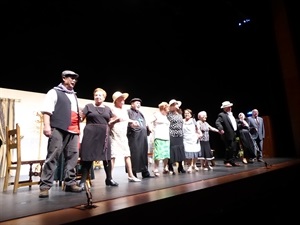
[127,98,153,178]
[61,70,79,78]
[215,101,240,167]
[130,98,142,104]
[39,70,82,198]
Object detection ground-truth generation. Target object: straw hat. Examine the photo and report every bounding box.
[220,101,233,109]
[112,91,129,103]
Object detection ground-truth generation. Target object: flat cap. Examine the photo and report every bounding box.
[130,98,142,103]
[61,70,79,78]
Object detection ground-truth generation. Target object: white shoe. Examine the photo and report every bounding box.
[128,176,141,182]
[193,166,199,171]
[152,170,160,177]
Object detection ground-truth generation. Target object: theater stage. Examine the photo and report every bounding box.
[1,157,300,224]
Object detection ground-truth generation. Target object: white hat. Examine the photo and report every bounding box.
[169,99,182,107]
[220,101,233,109]
[112,91,129,103]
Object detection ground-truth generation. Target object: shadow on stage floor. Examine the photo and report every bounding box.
[1,157,300,224]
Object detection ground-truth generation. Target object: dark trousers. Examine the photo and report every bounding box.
[223,138,238,164]
[254,138,263,159]
[40,128,79,189]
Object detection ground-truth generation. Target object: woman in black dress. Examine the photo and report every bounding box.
[237,112,256,164]
[79,88,119,189]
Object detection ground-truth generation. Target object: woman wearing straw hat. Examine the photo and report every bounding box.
[109,91,141,182]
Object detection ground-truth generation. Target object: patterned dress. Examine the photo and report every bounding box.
[197,121,214,161]
[167,111,186,163]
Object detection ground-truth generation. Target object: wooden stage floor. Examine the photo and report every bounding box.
[1,157,300,224]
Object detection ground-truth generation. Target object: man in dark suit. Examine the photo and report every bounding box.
[215,101,240,167]
[247,109,265,162]
[127,98,154,178]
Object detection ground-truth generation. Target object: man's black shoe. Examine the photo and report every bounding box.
[248,158,254,163]
[142,171,155,178]
[142,175,155,179]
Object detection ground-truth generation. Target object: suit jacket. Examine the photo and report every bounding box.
[247,116,265,140]
[215,111,237,141]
